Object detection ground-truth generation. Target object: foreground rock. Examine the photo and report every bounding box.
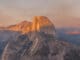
[2,16,80,60]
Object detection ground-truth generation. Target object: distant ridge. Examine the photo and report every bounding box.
[66,31,80,35]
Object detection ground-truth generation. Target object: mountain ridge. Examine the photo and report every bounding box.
[0,16,54,34]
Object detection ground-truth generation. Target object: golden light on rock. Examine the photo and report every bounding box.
[8,16,54,34]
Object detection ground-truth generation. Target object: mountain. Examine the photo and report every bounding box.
[1,16,80,60]
[8,21,32,34]
[7,16,55,35]
[0,30,21,59]
[32,16,54,31]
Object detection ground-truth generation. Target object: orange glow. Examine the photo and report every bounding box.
[8,16,54,34]
[66,31,80,35]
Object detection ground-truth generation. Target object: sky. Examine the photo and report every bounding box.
[0,0,80,28]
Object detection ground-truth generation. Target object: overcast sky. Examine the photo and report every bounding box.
[0,0,80,27]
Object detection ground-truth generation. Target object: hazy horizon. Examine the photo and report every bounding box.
[0,0,80,28]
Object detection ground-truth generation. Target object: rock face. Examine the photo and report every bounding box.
[0,30,21,58]
[8,16,55,35]
[8,21,32,34]
[32,16,54,31]
[2,16,80,60]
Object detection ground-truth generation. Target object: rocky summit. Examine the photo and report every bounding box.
[8,16,55,35]
[1,16,80,60]
[32,16,54,31]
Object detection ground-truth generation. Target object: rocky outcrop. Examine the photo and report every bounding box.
[1,16,80,60]
[32,16,56,40]
[32,16,54,31]
[8,16,55,35]
[8,21,32,34]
